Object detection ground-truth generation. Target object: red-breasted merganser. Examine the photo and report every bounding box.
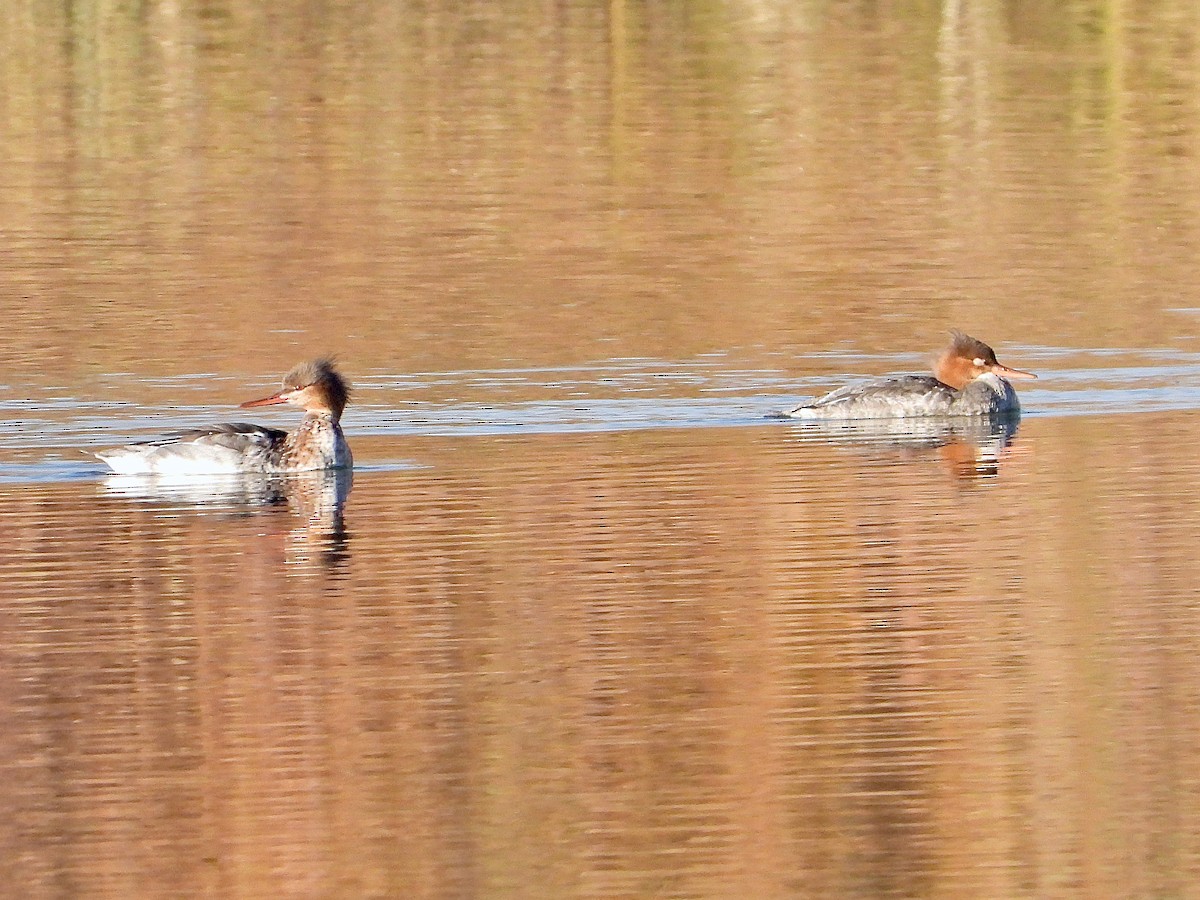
[784,331,1036,419]
[97,359,353,475]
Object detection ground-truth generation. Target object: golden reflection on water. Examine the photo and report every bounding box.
[2,416,1199,896]
[3,0,1200,384]
[3,0,1200,895]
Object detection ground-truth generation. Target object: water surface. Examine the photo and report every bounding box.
[3,1,1200,897]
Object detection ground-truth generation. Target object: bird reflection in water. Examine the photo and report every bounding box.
[784,416,1023,480]
[101,468,352,574]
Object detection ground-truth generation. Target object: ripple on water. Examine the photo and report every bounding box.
[3,352,1200,484]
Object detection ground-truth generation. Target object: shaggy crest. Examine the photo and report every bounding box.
[284,358,350,418]
[947,330,999,366]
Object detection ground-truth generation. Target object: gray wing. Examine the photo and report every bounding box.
[788,375,954,418]
[138,422,288,451]
[807,376,946,407]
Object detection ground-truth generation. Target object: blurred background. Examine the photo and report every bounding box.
[4,0,1200,382]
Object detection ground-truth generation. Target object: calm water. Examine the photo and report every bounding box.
[3,1,1200,897]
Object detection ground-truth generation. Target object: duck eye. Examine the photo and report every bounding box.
[973,357,985,366]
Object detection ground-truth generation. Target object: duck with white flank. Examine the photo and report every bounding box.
[97,359,353,475]
[784,331,1036,420]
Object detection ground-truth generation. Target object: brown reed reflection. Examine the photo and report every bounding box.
[2,417,1196,897]
[2,0,1198,386]
[2,0,1200,893]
